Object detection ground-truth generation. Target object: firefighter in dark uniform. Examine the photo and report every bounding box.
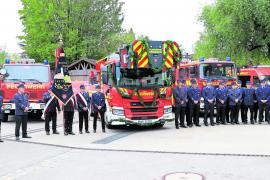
[0,95,4,142]
[202,79,216,126]
[243,82,256,124]
[187,79,201,127]
[91,85,106,133]
[76,84,91,134]
[63,96,76,135]
[228,82,242,124]
[173,80,188,129]
[256,79,270,124]
[43,87,61,135]
[14,84,31,140]
[225,83,232,123]
[215,80,228,125]
[238,80,246,123]
[253,84,259,123]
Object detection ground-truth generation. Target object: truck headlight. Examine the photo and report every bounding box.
[112,108,124,116]
[164,106,172,114]
[3,104,12,109]
[40,104,46,109]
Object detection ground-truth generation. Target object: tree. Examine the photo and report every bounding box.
[194,0,270,65]
[19,0,130,64]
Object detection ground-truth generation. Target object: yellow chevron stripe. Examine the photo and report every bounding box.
[140,59,149,68]
[138,51,148,63]
[165,61,171,68]
[133,41,142,51]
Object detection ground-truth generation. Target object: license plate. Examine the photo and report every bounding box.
[138,120,152,124]
[5,110,10,113]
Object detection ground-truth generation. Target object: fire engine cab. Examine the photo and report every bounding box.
[0,59,52,121]
[238,65,270,87]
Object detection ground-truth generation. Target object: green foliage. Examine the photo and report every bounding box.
[0,51,6,64]
[194,0,270,65]
[19,0,133,64]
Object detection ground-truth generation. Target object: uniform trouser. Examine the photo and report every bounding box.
[253,103,258,122]
[204,103,214,124]
[15,115,28,137]
[93,111,105,130]
[45,111,57,132]
[64,111,74,133]
[258,103,270,122]
[230,105,240,124]
[244,105,254,123]
[175,106,186,127]
[240,102,245,123]
[225,101,230,123]
[188,103,200,125]
[79,111,89,131]
[216,104,226,124]
[186,106,190,126]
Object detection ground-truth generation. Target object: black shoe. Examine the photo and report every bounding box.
[64,132,68,136]
[85,130,90,133]
[180,125,188,128]
[53,131,60,134]
[0,139,3,142]
[236,122,240,124]
[243,122,247,124]
[204,123,208,126]
[223,122,227,125]
[69,132,75,135]
[195,124,201,127]
[93,130,96,133]
[210,123,215,126]
[79,131,83,134]
[16,137,20,141]
[188,124,193,128]
[46,131,50,135]
[22,135,32,138]
[259,121,262,124]
[102,129,106,133]
[176,126,179,129]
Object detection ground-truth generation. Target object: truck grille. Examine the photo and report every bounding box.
[131,108,158,113]
[131,116,158,120]
[130,102,157,106]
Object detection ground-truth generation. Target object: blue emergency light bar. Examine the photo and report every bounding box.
[44,59,49,65]
[200,57,205,62]
[226,57,231,61]
[5,59,10,64]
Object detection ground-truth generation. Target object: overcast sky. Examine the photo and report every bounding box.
[0,0,214,54]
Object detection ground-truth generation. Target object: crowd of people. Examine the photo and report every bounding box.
[0,84,107,142]
[173,78,270,129]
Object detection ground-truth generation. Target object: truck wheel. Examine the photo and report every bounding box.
[2,114,9,122]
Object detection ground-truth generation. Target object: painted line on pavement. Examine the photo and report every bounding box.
[92,131,136,144]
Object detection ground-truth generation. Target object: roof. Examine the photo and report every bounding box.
[68,58,96,70]
[240,67,270,76]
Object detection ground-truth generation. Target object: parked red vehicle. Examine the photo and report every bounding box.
[0,59,52,121]
[238,65,270,87]
[96,40,181,128]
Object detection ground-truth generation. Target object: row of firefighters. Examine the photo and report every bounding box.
[173,78,270,129]
[1,78,270,142]
[0,83,107,142]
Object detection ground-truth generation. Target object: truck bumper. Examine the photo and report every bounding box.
[3,103,45,114]
[105,111,174,126]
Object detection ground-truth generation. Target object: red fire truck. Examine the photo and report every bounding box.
[0,59,52,121]
[238,65,270,87]
[96,40,181,128]
[176,57,238,111]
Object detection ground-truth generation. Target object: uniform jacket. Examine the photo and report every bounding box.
[216,87,228,106]
[91,92,106,112]
[243,88,256,106]
[188,87,201,104]
[76,92,91,112]
[202,86,216,105]
[43,92,60,113]
[256,86,270,104]
[228,88,242,106]
[173,86,188,107]
[0,96,3,119]
[14,92,29,116]
[63,97,76,112]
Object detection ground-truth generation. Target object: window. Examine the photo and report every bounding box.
[199,63,236,79]
[253,76,260,87]
[238,76,250,87]
[189,66,198,78]
[179,68,188,79]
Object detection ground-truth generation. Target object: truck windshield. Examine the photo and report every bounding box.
[117,69,173,88]
[4,65,49,83]
[199,63,236,79]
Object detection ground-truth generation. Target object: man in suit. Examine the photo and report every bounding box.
[14,84,31,140]
[43,87,61,135]
[76,84,91,134]
[228,82,242,124]
[91,85,106,133]
[243,82,256,124]
[256,79,270,124]
[216,80,228,125]
[173,80,188,129]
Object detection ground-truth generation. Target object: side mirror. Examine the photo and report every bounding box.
[0,68,7,75]
[236,67,240,74]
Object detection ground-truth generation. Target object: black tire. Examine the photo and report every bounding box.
[2,114,8,122]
